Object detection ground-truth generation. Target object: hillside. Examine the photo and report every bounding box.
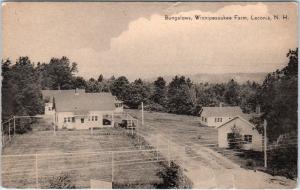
[147,73,267,84]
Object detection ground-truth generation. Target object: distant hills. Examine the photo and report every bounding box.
[147,73,268,84]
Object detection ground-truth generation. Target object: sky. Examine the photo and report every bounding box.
[2,2,298,80]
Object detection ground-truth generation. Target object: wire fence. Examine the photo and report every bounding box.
[1,114,297,188]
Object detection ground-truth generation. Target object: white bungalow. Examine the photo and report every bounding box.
[53,92,115,129]
[199,106,244,127]
[41,89,124,129]
[216,116,263,152]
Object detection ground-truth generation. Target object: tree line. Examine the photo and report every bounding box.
[2,48,298,142]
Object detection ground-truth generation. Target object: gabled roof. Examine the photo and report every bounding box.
[54,92,115,112]
[42,89,85,102]
[200,106,243,117]
[216,116,255,129]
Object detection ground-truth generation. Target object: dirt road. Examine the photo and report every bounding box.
[129,110,297,189]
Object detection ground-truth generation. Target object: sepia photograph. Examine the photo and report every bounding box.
[1,1,298,189]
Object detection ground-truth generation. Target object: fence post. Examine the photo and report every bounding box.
[13,116,16,136]
[156,136,159,161]
[264,119,267,168]
[167,139,170,167]
[111,152,114,182]
[35,153,39,188]
[1,124,4,147]
[8,121,11,141]
[141,102,144,125]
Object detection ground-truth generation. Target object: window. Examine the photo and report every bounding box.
[64,118,67,123]
[205,118,207,122]
[81,118,84,123]
[95,116,98,121]
[48,107,52,111]
[68,117,71,122]
[92,116,94,121]
[201,117,204,121]
[244,135,252,143]
[72,117,75,123]
[215,118,223,122]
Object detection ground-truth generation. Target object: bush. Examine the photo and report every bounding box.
[156,161,192,189]
[15,118,32,134]
[47,172,76,189]
[268,143,297,179]
[228,126,243,149]
[245,159,256,170]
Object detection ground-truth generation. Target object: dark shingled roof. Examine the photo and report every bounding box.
[54,92,115,112]
[42,89,86,102]
[200,106,243,117]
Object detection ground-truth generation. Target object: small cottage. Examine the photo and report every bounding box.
[199,106,244,127]
[53,92,116,129]
[216,116,263,152]
[41,89,124,129]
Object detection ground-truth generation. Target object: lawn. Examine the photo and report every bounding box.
[2,125,164,188]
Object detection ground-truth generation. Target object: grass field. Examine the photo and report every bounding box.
[128,109,265,168]
[127,110,296,189]
[2,125,165,188]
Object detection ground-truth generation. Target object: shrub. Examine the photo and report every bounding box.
[228,126,243,149]
[15,118,32,134]
[47,172,76,189]
[268,143,297,179]
[156,161,192,189]
[245,159,256,170]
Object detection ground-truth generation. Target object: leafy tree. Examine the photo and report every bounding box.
[2,57,43,133]
[258,48,298,141]
[97,74,104,82]
[72,76,86,89]
[167,76,194,115]
[151,77,166,105]
[110,76,129,100]
[86,78,101,92]
[224,79,240,106]
[124,79,149,108]
[39,56,78,89]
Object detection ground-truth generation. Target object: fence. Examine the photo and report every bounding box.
[1,116,45,149]
[2,114,297,188]
[2,145,179,188]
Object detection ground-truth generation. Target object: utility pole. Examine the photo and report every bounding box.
[141,102,144,126]
[264,119,267,168]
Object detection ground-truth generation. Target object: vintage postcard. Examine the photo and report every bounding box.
[1,1,298,189]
